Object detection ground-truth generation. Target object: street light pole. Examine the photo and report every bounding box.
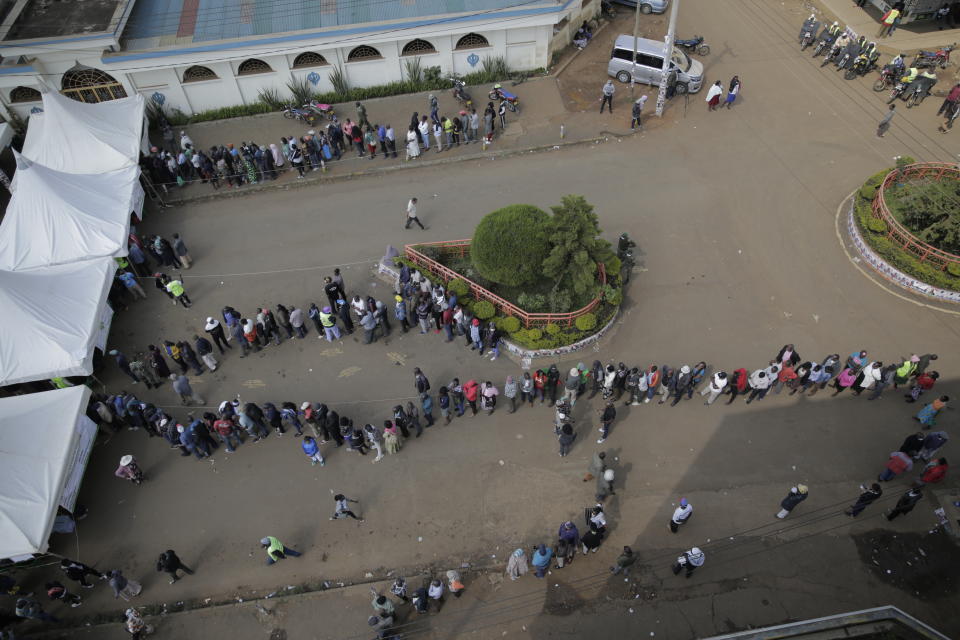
[655,0,679,117]
[629,1,642,99]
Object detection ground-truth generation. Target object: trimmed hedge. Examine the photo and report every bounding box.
[574,313,597,332]
[473,300,496,320]
[472,205,552,286]
[447,278,470,298]
[500,316,521,333]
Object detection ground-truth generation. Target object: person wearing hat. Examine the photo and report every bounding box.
[631,95,648,129]
[393,295,410,333]
[776,485,808,519]
[672,547,704,577]
[115,455,144,485]
[260,536,301,565]
[558,521,580,551]
[670,498,693,533]
[531,543,553,578]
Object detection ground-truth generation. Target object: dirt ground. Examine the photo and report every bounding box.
[5,0,960,638]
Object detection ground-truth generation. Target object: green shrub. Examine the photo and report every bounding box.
[604,287,623,306]
[473,300,495,320]
[574,313,597,332]
[866,217,887,234]
[329,65,350,96]
[258,87,286,110]
[948,263,960,278]
[471,204,552,286]
[286,78,314,106]
[511,329,529,344]
[532,337,559,349]
[517,292,547,311]
[500,316,521,333]
[544,323,561,336]
[546,290,572,313]
[605,255,622,276]
[447,278,469,297]
[527,328,543,341]
[860,183,879,200]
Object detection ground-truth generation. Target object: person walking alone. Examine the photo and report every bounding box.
[670,498,693,532]
[776,484,808,519]
[845,483,882,517]
[405,197,425,230]
[630,95,647,129]
[886,486,923,520]
[877,104,896,137]
[600,80,615,113]
[156,550,194,584]
[331,494,364,521]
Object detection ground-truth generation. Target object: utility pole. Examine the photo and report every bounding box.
[629,1,642,99]
[655,0,679,117]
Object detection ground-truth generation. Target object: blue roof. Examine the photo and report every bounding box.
[122,0,557,47]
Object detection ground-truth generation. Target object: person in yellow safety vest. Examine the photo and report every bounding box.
[828,21,841,37]
[878,8,900,38]
[893,356,919,386]
[442,116,454,150]
[900,67,918,84]
[260,536,301,565]
[164,277,192,308]
[319,305,341,342]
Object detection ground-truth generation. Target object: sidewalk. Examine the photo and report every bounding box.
[160,14,667,206]
[814,0,960,53]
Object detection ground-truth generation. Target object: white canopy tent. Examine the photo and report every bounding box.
[21,91,146,174]
[0,258,116,386]
[0,154,142,271]
[0,385,97,560]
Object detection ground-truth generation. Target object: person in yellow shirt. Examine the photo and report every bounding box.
[260,536,301,565]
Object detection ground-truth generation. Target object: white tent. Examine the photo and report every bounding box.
[22,91,146,174]
[0,258,116,386]
[0,385,97,560]
[0,154,142,271]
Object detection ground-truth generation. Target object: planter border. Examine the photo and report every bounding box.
[847,197,960,304]
[377,258,619,360]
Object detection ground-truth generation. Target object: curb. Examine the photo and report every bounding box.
[160,130,637,206]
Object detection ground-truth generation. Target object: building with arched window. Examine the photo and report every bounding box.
[0,0,595,118]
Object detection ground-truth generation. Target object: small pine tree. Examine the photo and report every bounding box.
[542,195,615,297]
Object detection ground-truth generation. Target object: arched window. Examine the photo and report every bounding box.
[182,65,218,83]
[9,86,41,103]
[455,33,490,50]
[401,39,437,55]
[347,45,382,61]
[60,64,127,102]
[237,58,273,75]
[292,52,329,68]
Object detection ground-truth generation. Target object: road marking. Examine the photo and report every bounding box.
[386,352,407,366]
[338,366,362,378]
[243,379,267,388]
[317,347,343,358]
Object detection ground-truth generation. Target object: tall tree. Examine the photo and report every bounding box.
[542,195,615,298]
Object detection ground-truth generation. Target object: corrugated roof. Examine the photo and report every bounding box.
[122,0,557,49]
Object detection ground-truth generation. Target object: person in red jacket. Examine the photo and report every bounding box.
[879,451,913,481]
[906,371,939,403]
[726,368,748,405]
[463,379,479,416]
[920,458,948,484]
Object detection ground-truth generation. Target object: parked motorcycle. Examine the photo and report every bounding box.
[913,44,954,69]
[820,40,844,67]
[905,74,938,108]
[675,35,710,56]
[282,104,316,124]
[489,84,520,112]
[799,15,820,50]
[812,27,838,58]
[450,78,473,106]
[873,65,898,91]
[844,54,870,79]
[303,100,335,120]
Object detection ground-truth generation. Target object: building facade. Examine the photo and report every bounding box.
[0,0,596,120]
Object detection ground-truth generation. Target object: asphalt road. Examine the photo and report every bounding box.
[22,0,960,638]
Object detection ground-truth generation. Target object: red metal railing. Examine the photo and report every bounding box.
[403,240,607,328]
[871,162,960,269]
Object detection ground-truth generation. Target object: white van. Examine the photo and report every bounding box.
[607,35,704,93]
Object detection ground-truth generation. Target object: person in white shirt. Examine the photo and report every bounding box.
[672,547,705,577]
[670,498,693,533]
[427,579,444,612]
[745,369,771,404]
[589,504,607,537]
[404,197,424,230]
[700,371,728,405]
[853,361,883,395]
[432,121,444,152]
[418,116,431,151]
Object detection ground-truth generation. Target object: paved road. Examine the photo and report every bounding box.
[22,0,960,638]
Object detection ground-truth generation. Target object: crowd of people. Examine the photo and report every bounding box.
[139,95,514,194]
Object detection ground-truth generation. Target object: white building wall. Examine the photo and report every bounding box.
[0,9,569,118]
